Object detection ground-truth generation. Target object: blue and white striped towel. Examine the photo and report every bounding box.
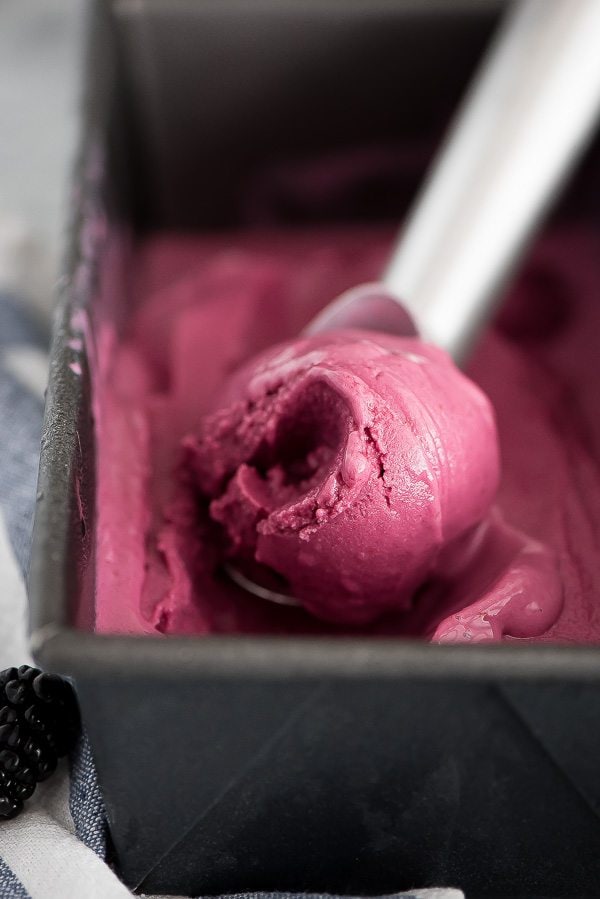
[0,290,463,899]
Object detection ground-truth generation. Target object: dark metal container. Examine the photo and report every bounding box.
[29,1,600,896]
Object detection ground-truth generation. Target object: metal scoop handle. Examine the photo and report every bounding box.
[384,0,600,364]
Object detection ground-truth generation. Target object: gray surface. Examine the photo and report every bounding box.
[0,0,83,319]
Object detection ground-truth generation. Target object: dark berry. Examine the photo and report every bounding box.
[23,705,45,732]
[0,721,20,748]
[0,790,22,820]
[35,755,57,782]
[0,670,17,691]
[15,767,36,787]
[0,707,17,726]
[17,666,37,684]
[5,679,30,708]
[0,769,35,802]
[33,673,70,703]
[10,779,35,802]
[0,749,21,773]
[0,665,80,819]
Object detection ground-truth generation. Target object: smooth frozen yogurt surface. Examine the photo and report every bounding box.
[91,223,599,642]
[189,327,560,637]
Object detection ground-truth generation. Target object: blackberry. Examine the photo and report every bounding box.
[0,665,80,819]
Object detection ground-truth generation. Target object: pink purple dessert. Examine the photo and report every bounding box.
[190,326,561,639]
[90,223,600,643]
[190,328,501,624]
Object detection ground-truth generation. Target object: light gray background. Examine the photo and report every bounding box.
[0,0,83,321]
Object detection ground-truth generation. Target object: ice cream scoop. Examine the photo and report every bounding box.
[220,0,600,607]
[309,0,600,362]
[189,330,500,624]
[191,0,600,624]
[189,324,563,635]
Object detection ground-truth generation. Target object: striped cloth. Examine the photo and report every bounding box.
[0,289,463,899]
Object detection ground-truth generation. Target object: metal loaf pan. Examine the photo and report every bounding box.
[29,1,600,896]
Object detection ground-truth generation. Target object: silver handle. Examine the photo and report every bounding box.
[384,0,600,364]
